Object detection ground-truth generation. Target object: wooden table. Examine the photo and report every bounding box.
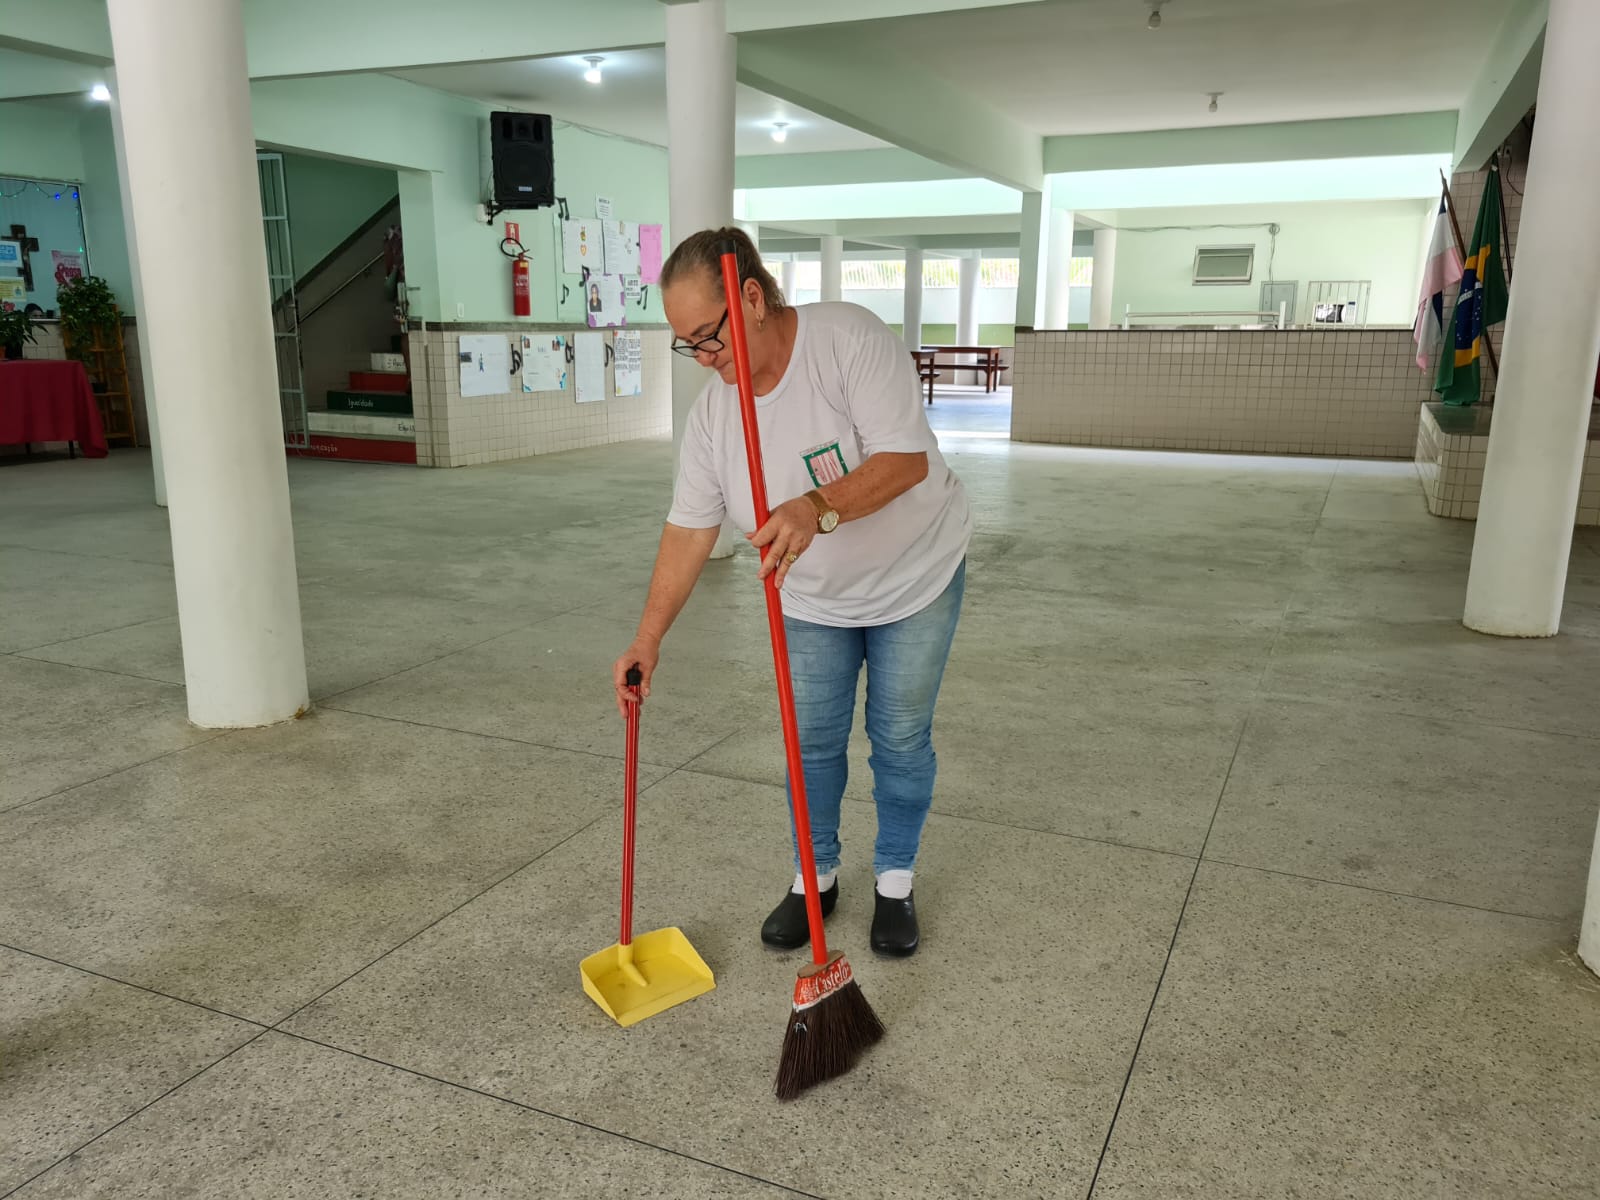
[0,359,109,457]
[911,345,1008,403]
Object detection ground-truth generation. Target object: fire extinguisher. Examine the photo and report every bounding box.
[501,234,531,317]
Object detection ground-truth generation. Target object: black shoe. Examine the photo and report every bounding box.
[871,890,919,957]
[760,880,838,949]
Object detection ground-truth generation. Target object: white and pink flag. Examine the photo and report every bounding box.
[1413,193,1463,371]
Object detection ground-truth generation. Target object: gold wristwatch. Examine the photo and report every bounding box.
[805,489,840,533]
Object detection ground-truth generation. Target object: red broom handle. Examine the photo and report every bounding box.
[620,666,642,947]
[717,244,830,966]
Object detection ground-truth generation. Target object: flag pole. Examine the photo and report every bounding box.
[1439,169,1501,381]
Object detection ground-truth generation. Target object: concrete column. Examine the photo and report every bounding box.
[666,0,739,558]
[958,251,980,346]
[902,248,924,350]
[1015,186,1049,328]
[105,0,307,727]
[1090,227,1118,330]
[820,236,844,303]
[1043,206,1075,330]
[1465,0,1600,642]
[104,69,167,507]
[781,258,798,303]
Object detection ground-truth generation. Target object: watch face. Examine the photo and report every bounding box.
[820,510,840,533]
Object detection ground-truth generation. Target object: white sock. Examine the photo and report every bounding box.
[875,869,914,900]
[793,870,837,895]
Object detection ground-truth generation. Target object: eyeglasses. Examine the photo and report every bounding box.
[670,308,729,358]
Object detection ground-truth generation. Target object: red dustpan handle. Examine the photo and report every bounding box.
[716,242,830,967]
[621,665,642,947]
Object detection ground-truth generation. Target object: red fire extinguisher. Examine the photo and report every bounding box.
[501,228,531,317]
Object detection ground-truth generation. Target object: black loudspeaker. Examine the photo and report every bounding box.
[490,111,554,210]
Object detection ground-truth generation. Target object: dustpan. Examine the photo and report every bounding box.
[581,668,714,1026]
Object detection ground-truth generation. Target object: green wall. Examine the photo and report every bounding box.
[1106,198,1433,326]
[280,153,398,278]
[885,323,1015,347]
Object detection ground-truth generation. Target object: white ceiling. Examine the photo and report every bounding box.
[393,50,890,156]
[823,0,1511,135]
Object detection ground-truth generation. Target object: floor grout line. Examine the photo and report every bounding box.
[0,942,270,1029]
[0,733,235,818]
[8,614,182,660]
[1084,712,1254,1200]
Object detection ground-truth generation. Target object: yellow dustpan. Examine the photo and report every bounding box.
[581,669,714,1026]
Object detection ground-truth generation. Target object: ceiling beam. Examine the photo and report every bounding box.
[1453,0,1545,170]
[0,1,111,65]
[735,30,1042,191]
[1044,112,1458,174]
[736,148,965,190]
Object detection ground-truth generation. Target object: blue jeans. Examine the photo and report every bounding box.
[782,560,965,877]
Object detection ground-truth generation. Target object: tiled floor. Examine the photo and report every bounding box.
[3,430,1599,1199]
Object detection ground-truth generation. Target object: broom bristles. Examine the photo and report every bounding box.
[775,952,885,1101]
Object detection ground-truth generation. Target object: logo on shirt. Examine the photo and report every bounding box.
[802,440,850,487]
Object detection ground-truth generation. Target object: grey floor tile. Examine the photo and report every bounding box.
[0,947,258,1195]
[1091,864,1600,1199]
[0,708,662,1023]
[0,656,214,813]
[11,1032,798,1199]
[0,547,176,653]
[283,770,1195,1199]
[329,612,775,769]
[1206,701,1599,921]
[688,662,1249,857]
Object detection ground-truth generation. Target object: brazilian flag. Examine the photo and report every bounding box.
[1435,167,1509,406]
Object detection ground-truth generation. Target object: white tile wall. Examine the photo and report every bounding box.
[1011,328,1435,458]
[408,325,673,468]
[1415,403,1600,526]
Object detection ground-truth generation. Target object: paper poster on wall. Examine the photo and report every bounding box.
[585,274,627,328]
[613,330,643,398]
[459,334,512,398]
[521,333,568,393]
[561,219,605,275]
[604,221,641,276]
[0,240,20,268]
[0,279,24,307]
[624,276,643,304]
[638,225,663,285]
[51,251,84,287]
[596,196,615,220]
[575,332,606,404]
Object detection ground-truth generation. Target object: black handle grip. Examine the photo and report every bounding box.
[717,237,738,258]
[625,666,642,686]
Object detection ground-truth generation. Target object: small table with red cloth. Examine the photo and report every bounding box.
[0,360,109,458]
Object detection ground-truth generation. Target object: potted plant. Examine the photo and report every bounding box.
[57,275,120,361]
[0,306,38,360]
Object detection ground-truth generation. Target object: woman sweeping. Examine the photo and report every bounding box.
[611,227,971,958]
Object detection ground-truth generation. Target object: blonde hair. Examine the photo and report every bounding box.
[660,226,787,312]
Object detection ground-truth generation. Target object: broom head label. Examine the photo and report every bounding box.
[792,955,854,1012]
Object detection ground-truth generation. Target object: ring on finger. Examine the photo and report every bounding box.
[784,551,800,564]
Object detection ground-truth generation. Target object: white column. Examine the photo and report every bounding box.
[1015,186,1049,328]
[902,248,924,349]
[1043,206,1075,330]
[1089,227,1118,330]
[781,258,798,303]
[105,0,307,727]
[1465,0,1600,643]
[666,0,739,558]
[820,236,843,303]
[106,68,167,508]
[958,251,980,346]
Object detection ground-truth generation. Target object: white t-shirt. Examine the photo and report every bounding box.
[668,302,972,628]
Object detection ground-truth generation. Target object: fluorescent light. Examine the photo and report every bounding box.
[771,122,789,144]
[89,83,111,102]
[583,56,604,85]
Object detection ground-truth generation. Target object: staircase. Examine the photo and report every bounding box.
[302,349,417,464]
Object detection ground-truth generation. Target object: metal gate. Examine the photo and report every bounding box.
[256,152,307,448]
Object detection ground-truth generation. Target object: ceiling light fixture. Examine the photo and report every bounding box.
[770,121,789,144]
[583,56,604,85]
[1146,1,1169,29]
[89,83,111,102]
[1207,91,1221,113]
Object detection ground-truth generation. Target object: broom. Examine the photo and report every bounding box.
[715,239,885,1100]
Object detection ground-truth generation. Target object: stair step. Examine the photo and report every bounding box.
[307,411,416,440]
[349,370,410,393]
[326,390,413,416]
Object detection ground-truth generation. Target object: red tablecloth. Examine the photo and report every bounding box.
[0,359,109,458]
